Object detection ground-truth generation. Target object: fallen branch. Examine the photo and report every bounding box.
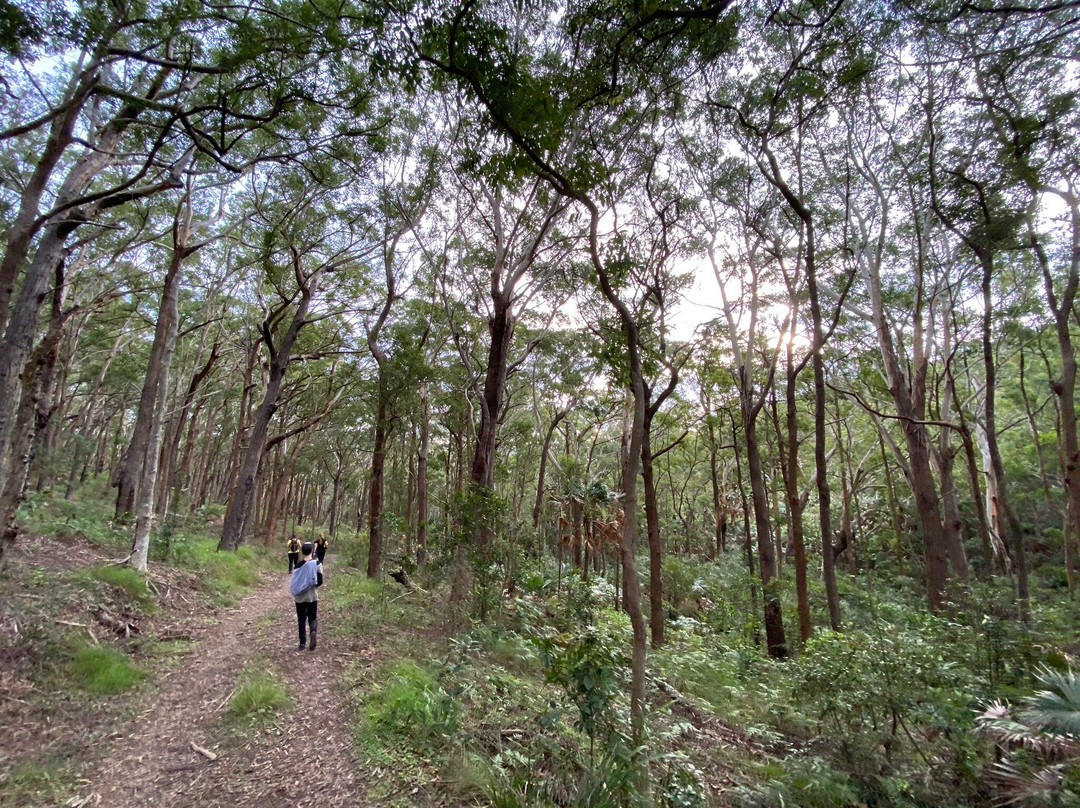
[388,568,427,595]
[52,618,92,628]
[190,740,218,761]
[214,686,237,712]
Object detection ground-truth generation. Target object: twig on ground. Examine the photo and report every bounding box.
[190,740,218,761]
[214,686,237,711]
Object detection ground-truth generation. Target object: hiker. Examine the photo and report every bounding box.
[286,534,302,572]
[315,533,328,564]
[290,541,323,651]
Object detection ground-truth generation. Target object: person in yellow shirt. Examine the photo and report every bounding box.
[286,535,302,572]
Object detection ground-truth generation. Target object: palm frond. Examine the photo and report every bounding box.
[1022,667,1080,739]
[987,760,1066,807]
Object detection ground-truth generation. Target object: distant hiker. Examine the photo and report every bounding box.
[315,534,328,564]
[287,535,302,572]
[290,541,323,651]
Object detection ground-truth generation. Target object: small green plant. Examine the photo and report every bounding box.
[2,758,66,804]
[537,627,624,753]
[229,669,290,723]
[733,756,861,808]
[85,564,156,610]
[67,645,145,694]
[658,751,706,808]
[364,659,459,746]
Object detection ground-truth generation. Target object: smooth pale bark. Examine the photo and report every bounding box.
[855,182,952,610]
[367,391,390,577]
[221,341,259,503]
[158,343,219,516]
[931,321,970,582]
[0,72,97,334]
[219,259,322,551]
[1030,205,1080,596]
[114,230,189,519]
[978,252,1028,618]
[328,450,345,539]
[0,71,177,503]
[130,252,181,573]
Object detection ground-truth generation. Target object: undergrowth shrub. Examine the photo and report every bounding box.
[792,623,982,805]
[67,645,145,694]
[732,756,860,808]
[364,659,459,747]
[468,739,641,808]
[182,541,261,595]
[537,626,625,749]
[18,482,129,550]
[84,565,156,610]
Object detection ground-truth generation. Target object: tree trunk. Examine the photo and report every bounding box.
[745,394,787,658]
[978,253,1028,618]
[417,382,430,566]
[114,242,188,519]
[1030,211,1080,596]
[158,342,219,517]
[367,390,389,578]
[642,427,664,648]
[219,262,322,551]
[130,254,181,572]
[0,262,67,569]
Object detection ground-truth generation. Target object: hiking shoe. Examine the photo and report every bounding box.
[297,643,306,651]
[309,633,317,651]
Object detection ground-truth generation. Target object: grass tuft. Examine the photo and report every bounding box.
[364,659,459,746]
[84,564,156,610]
[229,669,290,723]
[67,645,145,694]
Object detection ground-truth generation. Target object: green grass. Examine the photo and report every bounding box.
[83,564,156,610]
[0,757,74,806]
[67,644,145,694]
[228,668,290,723]
[364,659,460,746]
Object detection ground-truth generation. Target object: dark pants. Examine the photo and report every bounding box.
[295,601,318,646]
[288,552,300,571]
[316,548,326,564]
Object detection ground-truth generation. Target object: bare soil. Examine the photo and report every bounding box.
[0,539,375,807]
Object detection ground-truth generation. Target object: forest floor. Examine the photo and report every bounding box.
[0,537,382,807]
[1,531,768,807]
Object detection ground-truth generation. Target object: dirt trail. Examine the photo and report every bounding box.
[79,569,372,807]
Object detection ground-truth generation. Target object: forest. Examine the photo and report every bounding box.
[1,0,1079,806]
